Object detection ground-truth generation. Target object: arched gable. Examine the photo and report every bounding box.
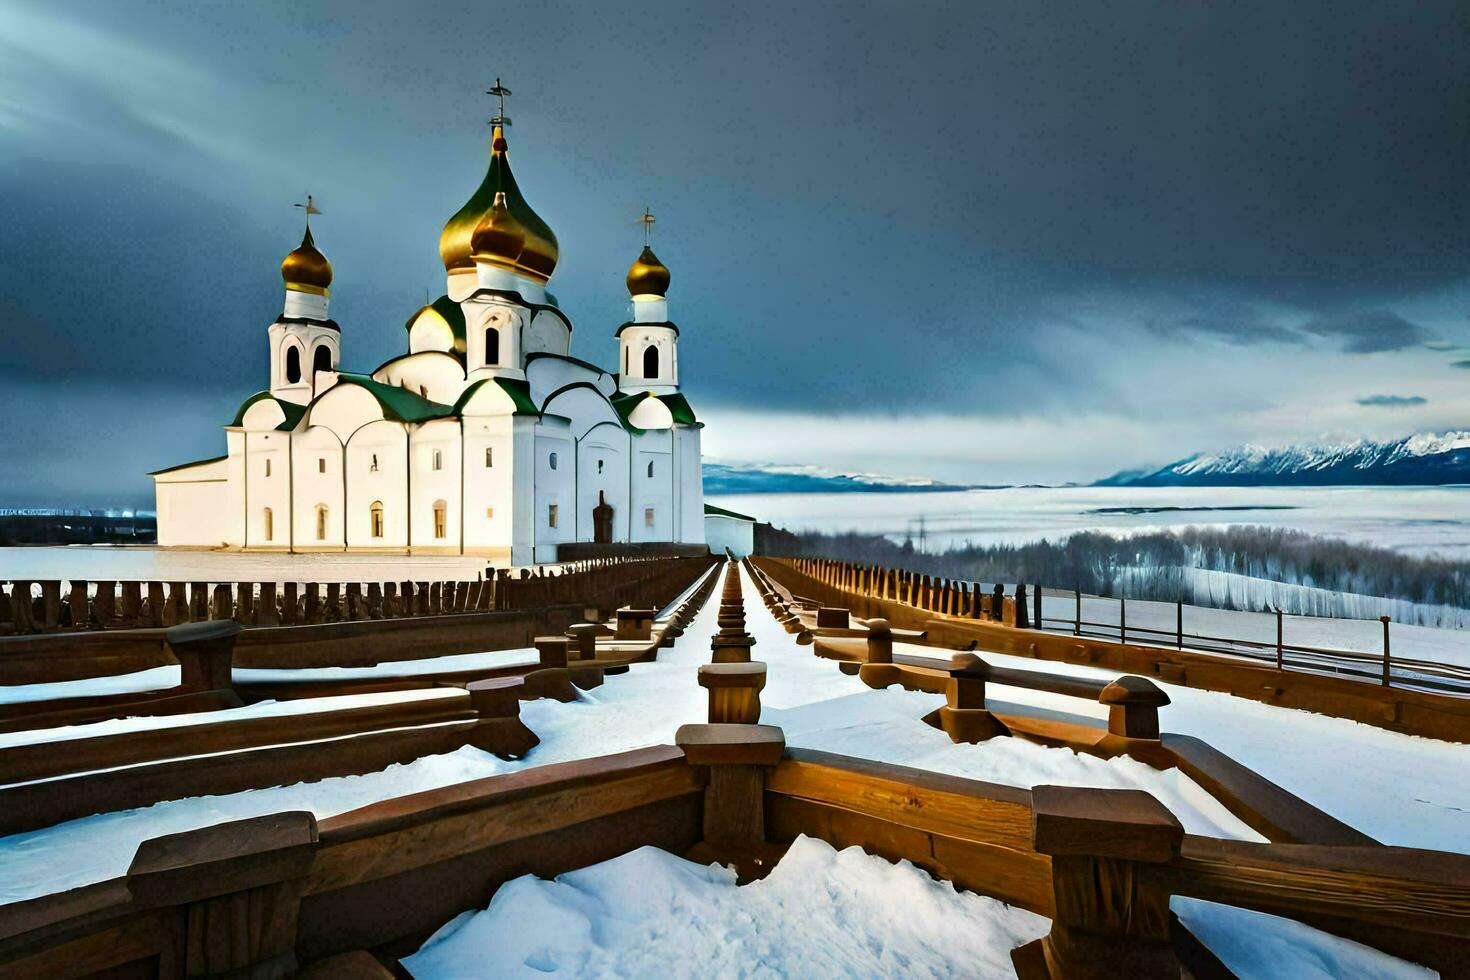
[626,395,675,430]
[303,383,388,442]
[541,383,623,441]
[372,351,467,406]
[526,353,616,404]
[406,296,466,357]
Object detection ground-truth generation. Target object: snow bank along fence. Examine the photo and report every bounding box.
[0,555,682,635]
[0,560,720,842]
[2,560,1466,977]
[762,556,1470,741]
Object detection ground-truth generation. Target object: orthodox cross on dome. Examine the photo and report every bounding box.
[638,207,656,245]
[487,78,512,127]
[293,194,322,230]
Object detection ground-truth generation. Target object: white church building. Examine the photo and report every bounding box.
[152,107,705,566]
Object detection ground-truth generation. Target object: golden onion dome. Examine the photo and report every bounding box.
[470,192,528,271]
[439,125,559,283]
[626,245,671,297]
[280,225,332,294]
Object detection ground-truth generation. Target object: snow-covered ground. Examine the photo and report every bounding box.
[0,546,497,582]
[401,835,1050,979]
[0,665,179,706]
[708,484,1470,558]
[0,563,1461,978]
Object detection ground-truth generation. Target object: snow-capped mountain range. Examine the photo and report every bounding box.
[1098,431,1470,487]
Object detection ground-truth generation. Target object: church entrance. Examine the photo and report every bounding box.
[592,491,614,544]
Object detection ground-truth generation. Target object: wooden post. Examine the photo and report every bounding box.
[534,635,570,669]
[119,582,142,629]
[698,662,767,724]
[67,581,89,630]
[281,582,298,625]
[39,581,61,631]
[1381,615,1391,687]
[164,582,185,627]
[211,584,232,621]
[147,582,165,628]
[1021,785,1183,978]
[1119,596,1127,645]
[674,723,784,860]
[934,654,1008,742]
[126,811,318,979]
[1275,608,1284,670]
[257,582,279,626]
[94,581,117,627]
[1075,587,1082,635]
[465,676,540,759]
[189,582,208,621]
[865,618,893,664]
[303,583,321,623]
[1177,600,1185,650]
[1098,676,1170,740]
[1034,584,1042,628]
[167,619,242,692]
[1015,584,1030,629]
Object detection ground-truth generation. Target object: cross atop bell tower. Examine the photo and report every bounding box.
[487,78,511,128]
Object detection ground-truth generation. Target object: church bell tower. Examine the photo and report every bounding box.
[269,196,340,405]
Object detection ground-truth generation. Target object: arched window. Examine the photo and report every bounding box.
[484,326,500,366]
[313,344,332,376]
[432,449,442,471]
[315,504,329,541]
[597,459,604,474]
[647,460,655,478]
[263,507,273,541]
[549,452,558,471]
[370,501,384,538]
[264,458,271,478]
[370,454,379,472]
[433,500,448,539]
[643,345,659,379]
[285,345,302,384]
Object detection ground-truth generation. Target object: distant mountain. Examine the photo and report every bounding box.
[1098,431,1470,487]
[703,462,980,495]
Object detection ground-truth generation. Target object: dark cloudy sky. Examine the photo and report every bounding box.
[2,0,1468,505]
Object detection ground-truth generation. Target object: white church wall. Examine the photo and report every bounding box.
[223,430,247,548]
[676,426,706,544]
[576,421,631,543]
[345,420,408,550]
[532,420,575,563]
[307,384,386,443]
[371,351,465,405]
[510,417,537,566]
[243,431,292,550]
[409,418,462,553]
[464,301,525,380]
[628,429,673,543]
[524,309,571,358]
[292,426,346,551]
[154,458,230,547]
[462,414,516,559]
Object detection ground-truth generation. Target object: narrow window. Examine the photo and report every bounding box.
[433,500,447,539]
[313,344,332,376]
[315,504,328,541]
[624,347,629,374]
[433,449,442,471]
[484,447,493,467]
[549,452,558,471]
[485,326,500,366]
[548,504,559,528]
[597,459,604,474]
[643,345,658,379]
[419,384,427,397]
[647,460,654,478]
[644,507,655,528]
[370,501,384,538]
[485,506,494,519]
[264,458,271,478]
[318,457,326,474]
[370,454,379,472]
[285,346,301,384]
[263,507,274,541]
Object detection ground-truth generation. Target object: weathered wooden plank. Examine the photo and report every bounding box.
[767,750,1033,851]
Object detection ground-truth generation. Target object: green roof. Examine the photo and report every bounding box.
[451,377,540,416]
[609,390,699,430]
[149,454,227,477]
[334,374,454,423]
[229,392,306,431]
[705,502,757,522]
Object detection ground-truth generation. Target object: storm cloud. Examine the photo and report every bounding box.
[1355,395,1429,408]
[1,0,1467,502]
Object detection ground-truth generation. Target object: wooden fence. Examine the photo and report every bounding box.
[775,557,1470,696]
[0,556,692,635]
